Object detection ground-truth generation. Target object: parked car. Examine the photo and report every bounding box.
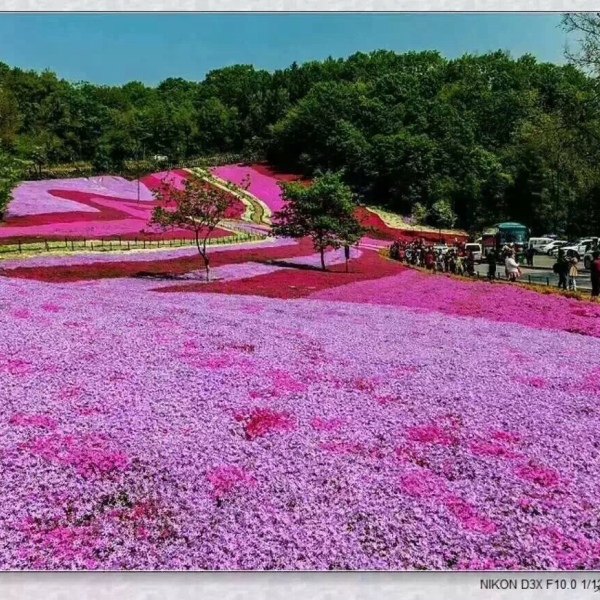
[542,240,569,255]
[464,242,482,262]
[582,238,600,269]
[528,237,554,254]
[553,239,595,260]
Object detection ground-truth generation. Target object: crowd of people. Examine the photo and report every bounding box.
[388,239,600,299]
[389,239,477,276]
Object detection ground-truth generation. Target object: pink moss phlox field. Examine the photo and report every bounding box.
[2,271,600,570]
[8,177,154,218]
[139,170,189,192]
[211,165,288,213]
[310,269,600,338]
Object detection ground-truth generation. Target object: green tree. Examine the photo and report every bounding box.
[0,150,24,219]
[410,202,428,225]
[272,171,363,271]
[0,86,20,148]
[151,175,233,281]
[428,199,458,230]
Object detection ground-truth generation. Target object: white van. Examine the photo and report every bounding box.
[465,243,482,262]
[528,237,553,254]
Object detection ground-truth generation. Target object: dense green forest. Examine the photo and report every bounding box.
[2,49,600,236]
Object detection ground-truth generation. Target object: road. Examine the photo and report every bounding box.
[474,253,594,292]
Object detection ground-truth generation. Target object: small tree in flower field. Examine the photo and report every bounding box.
[151,176,232,281]
[272,171,363,271]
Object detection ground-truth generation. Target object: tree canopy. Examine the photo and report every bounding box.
[151,174,233,280]
[272,171,363,270]
[2,45,600,236]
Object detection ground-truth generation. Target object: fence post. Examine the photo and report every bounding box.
[127,240,130,251]
[65,237,68,248]
[546,277,550,286]
[109,241,112,251]
[83,239,87,248]
[18,240,22,253]
[143,239,146,249]
[45,240,49,251]
[528,275,531,284]
[91,241,94,251]
[71,240,75,251]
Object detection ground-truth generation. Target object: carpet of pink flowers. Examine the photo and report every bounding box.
[3,166,600,570]
[0,171,233,242]
[2,245,600,570]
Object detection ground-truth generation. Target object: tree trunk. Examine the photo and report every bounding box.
[320,247,326,271]
[195,229,210,282]
[203,235,210,281]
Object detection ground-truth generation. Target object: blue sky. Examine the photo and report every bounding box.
[0,13,568,85]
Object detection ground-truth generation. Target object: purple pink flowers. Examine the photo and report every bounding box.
[2,167,600,570]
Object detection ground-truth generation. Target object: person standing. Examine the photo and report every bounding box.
[487,250,497,280]
[526,244,535,267]
[466,251,475,276]
[554,249,569,290]
[425,247,435,271]
[568,256,579,291]
[591,250,600,298]
[505,251,521,282]
[398,244,406,263]
[448,251,457,274]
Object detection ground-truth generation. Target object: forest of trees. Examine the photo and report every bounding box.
[2,41,600,235]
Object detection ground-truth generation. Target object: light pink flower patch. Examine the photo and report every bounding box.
[24,524,101,567]
[9,413,58,430]
[21,434,129,478]
[445,496,497,535]
[376,394,402,406]
[41,303,63,313]
[407,424,457,446]
[469,440,520,460]
[179,339,199,358]
[517,464,561,487]
[399,470,447,498]
[515,376,549,389]
[0,358,33,377]
[203,355,237,370]
[10,309,31,319]
[491,430,521,444]
[266,369,307,394]
[206,465,257,499]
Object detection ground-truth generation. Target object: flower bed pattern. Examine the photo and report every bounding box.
[310,268,600,339]
[1,170,236,242]
[2,273,600,569]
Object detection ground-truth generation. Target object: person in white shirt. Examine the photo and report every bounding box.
[505,251,521,282]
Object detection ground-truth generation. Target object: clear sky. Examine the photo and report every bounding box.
[0,13,568,86]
